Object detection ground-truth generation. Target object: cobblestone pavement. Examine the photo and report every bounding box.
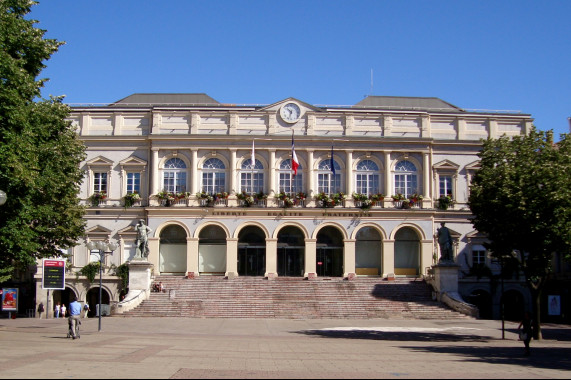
[0,316,569,379]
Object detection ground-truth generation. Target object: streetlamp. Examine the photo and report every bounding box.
[85,240,118,332]
[0,190,6,206]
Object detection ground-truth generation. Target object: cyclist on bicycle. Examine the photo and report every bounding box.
[68,295,82,339]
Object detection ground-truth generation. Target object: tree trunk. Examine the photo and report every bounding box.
[529,283,543,340]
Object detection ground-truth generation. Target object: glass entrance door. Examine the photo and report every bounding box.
[316,247,343,277]
[238,245,266,276]
[277,246,304,277]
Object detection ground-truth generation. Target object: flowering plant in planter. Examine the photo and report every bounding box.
[391,193,405,201]
[315,192,337,208]
[89,191,107,206]
[237,191,255,207]
[276,192,294,208]
[214,192,229,201]
[437,195,454,210]
[196,191,214,205]
[176,191,192,200]
[370,193,385,202]
[408,193,424,204]
[352,192,368,202]
[123,191,141,208]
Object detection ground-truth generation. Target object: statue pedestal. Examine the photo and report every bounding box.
[114,260,153,314]
[432,263,459,295]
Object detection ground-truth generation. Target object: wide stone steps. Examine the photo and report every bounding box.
[119,276,472,319]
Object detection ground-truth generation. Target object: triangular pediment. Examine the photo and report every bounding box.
[87,156,114,167]
[433,159,460,171]
[465,160,481,171]
[259,97,321,113]
[119,156,147,168]
[85,225,113,238]
[118,225,137,235]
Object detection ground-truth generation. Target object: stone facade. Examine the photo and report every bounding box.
[34,94,533,318]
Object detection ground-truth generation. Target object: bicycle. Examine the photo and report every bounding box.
[67,316,81,339]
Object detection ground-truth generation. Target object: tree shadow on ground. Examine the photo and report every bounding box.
[406,345,571,372]
[295,329,492,342]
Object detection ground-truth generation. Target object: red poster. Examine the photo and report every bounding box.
[1,288,18,312]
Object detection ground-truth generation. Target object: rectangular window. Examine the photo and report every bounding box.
[203,173,225,194]
[93,172,108,193]
[279,173,302,194]
[126,173,140,194]
[241,173,263,194]
[318,174,341,195]
[439,175,453,197]
[473,250,486,268]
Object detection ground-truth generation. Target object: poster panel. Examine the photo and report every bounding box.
[1,288,18,312]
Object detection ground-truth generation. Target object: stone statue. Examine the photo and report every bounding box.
[437,222,453,263]
[134,219,152,260]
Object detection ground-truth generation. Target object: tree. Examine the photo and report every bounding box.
[468,127,571,339]
[0,0,86,282]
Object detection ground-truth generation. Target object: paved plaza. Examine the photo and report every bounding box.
[0,316,569,379]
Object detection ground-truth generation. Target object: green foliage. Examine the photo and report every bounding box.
[80,262,100,283]
[0,1,86,282]
[115,263,129,290]
[468,127,571,337]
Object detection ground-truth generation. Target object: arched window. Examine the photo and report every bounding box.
[317,159,341,195]
[202,158,226,194]
[240,159,264,194]
[394,160,417,197]
[355,160,380,196]
[279,159,303,194]
[163,158,187,193]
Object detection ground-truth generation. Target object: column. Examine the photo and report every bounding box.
[230,149,237,195]
[423,153,431,200]
[307,150,314,202]
[304,238,317,278]
[191,149,198,194]
[420,240,434,276]
[265,238,278,279]
[269,150,276,197]
[148,237,160,274]
[152,148,159,196]
[345,150,353,195]
[343,239,356,279]
[187,237,199,278]
[384,151,391,206]
[382,239,395,278]
[225,238,238,278]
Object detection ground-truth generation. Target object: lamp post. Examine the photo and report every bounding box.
[85,240,117,332]
[0,190,6,206]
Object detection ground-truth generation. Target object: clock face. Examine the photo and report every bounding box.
[280,102,301,123]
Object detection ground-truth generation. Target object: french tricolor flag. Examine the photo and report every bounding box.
[291,134,299,177]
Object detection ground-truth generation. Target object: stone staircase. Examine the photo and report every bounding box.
[118,276,473,319]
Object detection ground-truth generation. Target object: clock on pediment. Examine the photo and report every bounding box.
[279,102,301,124]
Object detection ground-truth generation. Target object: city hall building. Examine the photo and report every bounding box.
[34,93,533,317]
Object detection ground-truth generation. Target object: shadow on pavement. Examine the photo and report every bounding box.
[406,345,571,372]
[295,329,492,342]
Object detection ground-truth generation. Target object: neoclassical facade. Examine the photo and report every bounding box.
[34,94,533,315]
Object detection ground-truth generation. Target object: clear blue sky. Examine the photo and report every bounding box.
[31,0,570,138]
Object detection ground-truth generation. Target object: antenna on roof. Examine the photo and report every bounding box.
[364,68,374,98]
[370,68,374,96]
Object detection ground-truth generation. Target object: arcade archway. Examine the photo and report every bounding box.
[355,226,383,276]
[277,226,305,277]
[394,227,420,276]
[238,226,266,276]
[199,225,227,275]
[159,224,188,274]
[316,226,344,277]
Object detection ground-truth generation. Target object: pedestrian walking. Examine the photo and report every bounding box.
[518,311,533,356]
[83,302,90,318]
[55,302,61,318]
[37,303,44,319]
[61,303,67,318]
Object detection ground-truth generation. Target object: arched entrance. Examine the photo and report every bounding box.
[52,287,76,318]
[468,289,493,319]
[199,225,227,275]
[316,226,344,277]
[502,289,526,321]
[159,225,188,274]
[394,227,420,276]
[277,226,305,277]
[238,226,266,276]
[86,287,111,317]
[355,227,382,276]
